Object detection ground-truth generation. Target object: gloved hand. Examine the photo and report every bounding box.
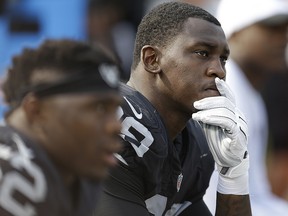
[192,77,249,195]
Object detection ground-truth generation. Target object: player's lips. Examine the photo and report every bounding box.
[204,84,220,96]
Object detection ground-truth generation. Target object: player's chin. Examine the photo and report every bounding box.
[87,154,119,181]
[200,90,220,99]
[85,165,114,182]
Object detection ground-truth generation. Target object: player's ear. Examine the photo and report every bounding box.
[22,93,41,122]
[141,45,161,74]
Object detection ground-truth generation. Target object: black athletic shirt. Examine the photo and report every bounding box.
[0,126,101,216]
[102,83,214,216]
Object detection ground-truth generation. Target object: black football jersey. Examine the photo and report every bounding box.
[0,126,100,216]
[104,83,214,215]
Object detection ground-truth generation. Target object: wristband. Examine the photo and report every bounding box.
[217,158,249,195]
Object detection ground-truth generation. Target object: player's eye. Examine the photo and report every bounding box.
[195,50,209,57]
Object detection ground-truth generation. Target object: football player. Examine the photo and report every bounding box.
[94,2,251,216]
[0,39,123,216]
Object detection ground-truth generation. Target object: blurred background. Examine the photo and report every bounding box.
[0,0,146,117]
[0,1,288,215]
[0,0,146,79]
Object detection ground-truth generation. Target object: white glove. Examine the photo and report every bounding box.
[192,77,249,194]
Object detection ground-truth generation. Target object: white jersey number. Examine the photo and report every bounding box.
[0,137,47,216]
[118,105,154,157]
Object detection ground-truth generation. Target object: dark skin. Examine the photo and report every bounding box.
[128,18,252,216]
[6,71,123,186]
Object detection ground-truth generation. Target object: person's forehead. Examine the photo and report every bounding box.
[257,19,288,28]
[241,20,288,33]
[172,18,229,50]
[182,18,226,39]
[47,91,122,107]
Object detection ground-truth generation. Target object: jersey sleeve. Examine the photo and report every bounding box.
[0,143,47,216]
[114,96,169,199]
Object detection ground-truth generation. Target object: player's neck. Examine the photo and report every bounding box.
[153,101,189,141]
[53,160,77,187]
[127,78,190,141]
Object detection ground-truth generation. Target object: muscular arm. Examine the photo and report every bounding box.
[215,193,252,216]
